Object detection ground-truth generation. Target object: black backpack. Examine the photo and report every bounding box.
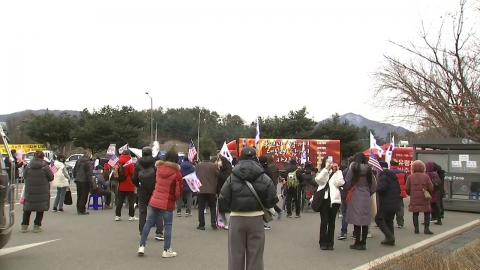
[137,164,156,192]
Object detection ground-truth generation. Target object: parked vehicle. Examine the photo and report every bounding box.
[66,154,83,168]
[0,125,14,249]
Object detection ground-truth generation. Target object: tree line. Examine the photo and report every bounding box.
[4,105,413,158]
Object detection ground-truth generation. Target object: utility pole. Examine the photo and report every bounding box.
[145,92,153,144]
[155,123,158,142]
[197,110,201,161]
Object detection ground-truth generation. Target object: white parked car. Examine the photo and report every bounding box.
[66,154,83,168]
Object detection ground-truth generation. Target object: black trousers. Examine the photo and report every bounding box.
[319,198,340,247]
[375,210,395,240]
[115,191,136,217]
[22,211,44,226]
[138,188,163,234]
[353,225,369,244]
[273,205,282,213]
[94,189,112,206]
[286,187,301,216]
[430,202,442,223]
[76,182,90,213]
[197,193,216,227]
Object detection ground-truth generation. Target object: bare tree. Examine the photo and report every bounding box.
[373,0,480,141]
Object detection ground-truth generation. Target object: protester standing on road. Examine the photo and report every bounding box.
[405,160,434,235]
[137,150,183,258]
[115,150,137,221]
[344,152,377,251]
[195,150,219,230]
[375,161,400,246]
[218,146,278,270]
[21,150,54,233]
[316,157,344,250]
[178,156,195,217]
[389,159,408,229]
[52,155,70,212]
[284,158,303,218]
[73,149,94,215]
[133,147,164,240]
[217,155,232,228]
[338,156,354,240]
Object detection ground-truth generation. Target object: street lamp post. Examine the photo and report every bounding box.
[145,92,153,144]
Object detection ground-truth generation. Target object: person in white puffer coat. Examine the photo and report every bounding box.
[52,155,70,212]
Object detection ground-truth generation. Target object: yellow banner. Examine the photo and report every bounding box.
[0,144,47,155]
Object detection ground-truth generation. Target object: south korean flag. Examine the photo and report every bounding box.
[220,141,233,164]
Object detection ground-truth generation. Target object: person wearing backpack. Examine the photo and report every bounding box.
[114,150,137,221]
[132,147,164,240]
[284,158,303,218]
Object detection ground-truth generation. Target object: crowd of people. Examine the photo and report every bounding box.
[10,144,446,270]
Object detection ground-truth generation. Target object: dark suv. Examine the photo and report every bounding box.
[0,147,14,249]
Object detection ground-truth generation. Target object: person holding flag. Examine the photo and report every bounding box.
[344,152,377,251]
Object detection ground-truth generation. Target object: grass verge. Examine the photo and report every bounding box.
[372,237,480,270]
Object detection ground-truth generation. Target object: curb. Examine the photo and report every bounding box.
[352,219,480,270]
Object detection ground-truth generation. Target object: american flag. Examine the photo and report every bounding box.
[49,163,58,174]
[369,149,383,172]
[108,155,119,167]
[188,140,197,162]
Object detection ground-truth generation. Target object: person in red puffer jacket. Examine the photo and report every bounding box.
[137,150,183,258]
[115,150,137,221]
[389,159,408,229]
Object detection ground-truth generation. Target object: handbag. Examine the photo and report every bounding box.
[243,180,274,223]
[311,171,335,212]
[423,189,432,200]
[64,188,73,205]
[345,182,359,205]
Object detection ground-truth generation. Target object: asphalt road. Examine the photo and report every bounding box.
[1,189,479,270]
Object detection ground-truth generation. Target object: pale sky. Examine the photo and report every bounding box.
[0,0,466,126]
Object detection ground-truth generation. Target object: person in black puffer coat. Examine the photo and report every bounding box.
[218,147,278,270]
[374,161,400,246]
[216,155,232,227]
[132,147,164,239]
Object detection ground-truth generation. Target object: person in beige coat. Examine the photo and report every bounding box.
[195,150,219,230]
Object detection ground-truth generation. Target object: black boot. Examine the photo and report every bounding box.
[350,227,363,250]
[413,214,419,234]
[424,213,433,235]
[377,220,395,246]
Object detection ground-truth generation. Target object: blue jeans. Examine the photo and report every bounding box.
[53,187,67,209]
[140,206,173,250]
[341,203,348,235]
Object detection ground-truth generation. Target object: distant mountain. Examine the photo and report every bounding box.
[321,113,411,139]
[0,109,81,122]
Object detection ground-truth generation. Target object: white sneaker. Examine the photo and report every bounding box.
[224,225,229,230]
[204,209,207,214]
[137,246,145,256]
[162,248,177,258]
[115,216,121,221]
[129,216,139,221]
[367,232,372,238]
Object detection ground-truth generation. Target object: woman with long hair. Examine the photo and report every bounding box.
[344,152,377,250]
[52,155,70,212]
[315,156,345,250]
[217,155,233,229]
[21,150,54,233]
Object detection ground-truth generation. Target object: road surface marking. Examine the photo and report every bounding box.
[0,239,62,257]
